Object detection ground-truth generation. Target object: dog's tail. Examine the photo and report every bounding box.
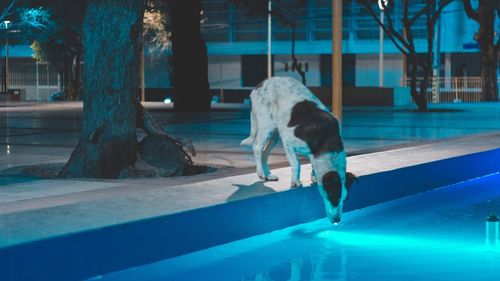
[241,109,257,146]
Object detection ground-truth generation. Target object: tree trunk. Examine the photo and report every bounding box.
[59,57,71,93]
[170,0,211,112]
[418,75,429,112]
[407,54,427,111]
[290,4,306,85]
[60,0,144,178]
[290,23,306,85]
[480,46,499,101]
[72,47,82,89]
[476,0,499,101]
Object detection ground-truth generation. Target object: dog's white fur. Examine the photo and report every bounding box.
[241,77,350,223]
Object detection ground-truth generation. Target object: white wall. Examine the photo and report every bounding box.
[355,54,405,87]
[208,55,242,89]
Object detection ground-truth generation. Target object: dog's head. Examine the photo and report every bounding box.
[320,171,357,224]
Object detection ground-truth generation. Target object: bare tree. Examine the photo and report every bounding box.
[358,0,452,111]
[462,0,500,101]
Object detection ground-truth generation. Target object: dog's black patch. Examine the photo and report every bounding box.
[322,171,342,207]
[346,172,358,190]
[288,101,343,157]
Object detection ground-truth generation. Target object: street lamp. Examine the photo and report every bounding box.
[332,0,342,122]
[378,0,388,87]
[3,20,11,93]
[378,0,388,10]
[267,0,272,79]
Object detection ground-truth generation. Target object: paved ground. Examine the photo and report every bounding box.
[3,101,500,171]
[2,101,500,248]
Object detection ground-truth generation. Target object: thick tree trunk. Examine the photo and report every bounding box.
[60,0,144,178]
[170,0,211,112]
[473,0,499,101]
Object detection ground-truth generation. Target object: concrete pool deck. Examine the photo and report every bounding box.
[2,102,500,247]
[2,132,500,249]
[2,101,500,279]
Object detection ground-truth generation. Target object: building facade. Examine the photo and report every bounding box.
[201,0,487,92]
[0,0,493,101]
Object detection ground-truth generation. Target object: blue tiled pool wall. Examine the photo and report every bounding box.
[2,148,500,281]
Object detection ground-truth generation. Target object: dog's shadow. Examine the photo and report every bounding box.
[227,181,277,202]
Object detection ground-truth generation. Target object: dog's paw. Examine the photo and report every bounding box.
[291,180,303,188]
[264,174,279,181]
[258,173,278,181]
[240,137,253,146]
[311,175,317,183]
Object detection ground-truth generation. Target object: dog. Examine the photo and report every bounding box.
[241,77,356,223]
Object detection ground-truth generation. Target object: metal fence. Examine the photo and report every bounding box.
[5,57,61,101]
[404,77,483,103]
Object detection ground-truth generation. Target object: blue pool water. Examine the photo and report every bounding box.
[94,174,500,281]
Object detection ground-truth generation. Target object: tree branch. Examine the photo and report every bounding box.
[402,0,417,57]
[462,0,479,22]
[358,1,409,55]
[430,0,453,25]
[383,4,410,49]
[408,2,430,26]
[0,0,17,23]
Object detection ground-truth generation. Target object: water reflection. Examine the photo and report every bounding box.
[97,174,500,281]
[241,235,347,281]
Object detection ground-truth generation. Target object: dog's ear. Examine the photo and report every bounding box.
[346,172,358,190]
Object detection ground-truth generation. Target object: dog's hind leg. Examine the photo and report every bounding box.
[284,144,302,188]
[262,130,279,180]
[241,109,257,146]
[254,129,279,181]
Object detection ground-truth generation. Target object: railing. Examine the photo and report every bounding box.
[404,77,482,103]
[4,57,61,101]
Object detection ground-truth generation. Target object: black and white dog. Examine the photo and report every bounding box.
[241,77,356,223]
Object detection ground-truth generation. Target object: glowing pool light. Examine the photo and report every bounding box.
[163,97,173,104]
[486,213,499,246]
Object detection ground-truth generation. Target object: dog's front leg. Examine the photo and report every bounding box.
[311,170,317,183]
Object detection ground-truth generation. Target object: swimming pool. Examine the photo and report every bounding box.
[94,173,500,281]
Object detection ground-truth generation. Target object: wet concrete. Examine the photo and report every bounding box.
[1,101,500,249]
